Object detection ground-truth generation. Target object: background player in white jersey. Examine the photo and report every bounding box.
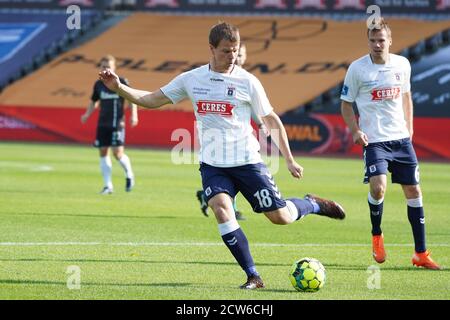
[99,22,345,289]
[340,18,440,270]
[195,42,269,220]
[81,55,138,194]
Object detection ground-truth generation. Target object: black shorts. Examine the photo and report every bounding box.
[94,126,125,148]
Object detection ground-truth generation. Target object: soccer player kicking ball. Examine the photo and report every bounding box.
[99,22,345,289]
[340,18,440,270]
[196,42,269,221]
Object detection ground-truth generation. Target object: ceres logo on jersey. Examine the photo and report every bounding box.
[371,87,401,101]
[196,100,234,116]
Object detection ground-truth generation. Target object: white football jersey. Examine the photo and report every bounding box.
[340,54,411,143]
[161,64,273,167]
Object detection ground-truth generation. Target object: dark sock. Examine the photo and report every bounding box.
[222,228,258,277]
[408,206,426,253]
[287,198,315,219]
[368,200,384,236]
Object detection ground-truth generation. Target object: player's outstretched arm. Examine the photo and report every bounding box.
[99,69,171,109]
[263,111,303,179]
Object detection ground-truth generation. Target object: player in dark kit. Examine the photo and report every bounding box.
[81,55,138,194]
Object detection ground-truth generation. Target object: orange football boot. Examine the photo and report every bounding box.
[412,250,441,270]
[372,234,386,263]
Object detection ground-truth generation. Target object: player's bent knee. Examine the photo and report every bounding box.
[370,186,385,199]
[403,184,422,198]
[209,194,235,222]
[210,202,229,215]
[113,152,123,160]
[264,209,291,225]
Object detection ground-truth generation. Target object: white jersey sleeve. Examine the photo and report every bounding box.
[160,72,189,104]
[401,57,411,94]
[248,75,273,117]
[340,63,359,103]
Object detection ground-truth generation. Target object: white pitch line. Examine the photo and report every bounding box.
[0,242,449,247]
[0,161,53,172]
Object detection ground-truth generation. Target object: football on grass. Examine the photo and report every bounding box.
[289,257,326,292]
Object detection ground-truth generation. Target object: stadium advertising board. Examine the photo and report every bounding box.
[0,112,66,142]
[279,113,352,154]
[2,105,450,160]
[278,112,450,159]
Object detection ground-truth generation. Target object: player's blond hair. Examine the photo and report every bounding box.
[367,17,392,39]
[100,54,116,65]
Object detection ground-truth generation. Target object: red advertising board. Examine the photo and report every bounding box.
[1,105,450,161]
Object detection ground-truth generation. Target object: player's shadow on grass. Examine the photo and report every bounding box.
[324,263,448,271]
[0,279,297,293]
[257,288,296,293]
[11,212,178,220]
[0,279,194,288]
[2,257,445,271]
[0,257,287,268]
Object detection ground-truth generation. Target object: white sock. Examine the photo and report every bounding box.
[285,200,300,222]
[407,197,423,208]
[368,192,384,205]
[100,156,113,189]
[118,154,134,179]
[218,219,240,236]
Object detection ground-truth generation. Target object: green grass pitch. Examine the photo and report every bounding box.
[0,142,449,299]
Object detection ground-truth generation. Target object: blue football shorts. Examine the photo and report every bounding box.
[363,138,419,185]
[199,162,286,213]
